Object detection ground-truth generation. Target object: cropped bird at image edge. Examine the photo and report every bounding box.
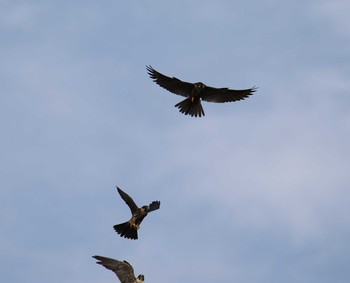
[93,255,144,283]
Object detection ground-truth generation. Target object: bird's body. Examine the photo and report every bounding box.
[113,187,160,240]
[146,65,257,117]
[174,82,206,117]
[93,255,144,283]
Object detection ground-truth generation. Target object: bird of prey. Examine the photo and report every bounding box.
[113,187,160,240]
[146,65,257,117]
[93,255,144,283]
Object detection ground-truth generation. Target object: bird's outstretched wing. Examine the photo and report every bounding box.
[146,65,193,98]
[201,86,257,103]
[202,86,257,103]
[148,200,160,212]
[117,187,139,214]
[93,256,137,283]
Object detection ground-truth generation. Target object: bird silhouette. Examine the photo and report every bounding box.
[147,65,257,117]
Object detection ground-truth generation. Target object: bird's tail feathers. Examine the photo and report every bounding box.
[175,98,205,117]
[113,222,138,240]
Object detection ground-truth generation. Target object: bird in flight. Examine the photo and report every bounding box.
[146,65,257,117]
[93,255,144,283]
[113,187,160,240]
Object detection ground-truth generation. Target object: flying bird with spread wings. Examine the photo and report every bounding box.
[146,65,257,117]
[93,255,144,283]
[113,187,160,240]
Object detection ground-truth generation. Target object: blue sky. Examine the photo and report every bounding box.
[1,1,350,282]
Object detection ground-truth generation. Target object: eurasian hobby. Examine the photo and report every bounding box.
[113,187,160,240]
[146,65,257,117]
[93,255,144,283]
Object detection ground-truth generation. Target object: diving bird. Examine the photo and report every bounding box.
[113,186,160,240]
[93,255,144,283]
[146,65,257,117]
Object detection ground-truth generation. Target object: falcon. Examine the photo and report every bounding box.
[113,186,160,240]
[93,255,144,283]
[146,65,257,117]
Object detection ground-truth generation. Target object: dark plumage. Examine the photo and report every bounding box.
[146,65,257,117]
[93,255,144,283]
[113,187,160,240]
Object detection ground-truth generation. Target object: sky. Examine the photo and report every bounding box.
[1,1,350,282]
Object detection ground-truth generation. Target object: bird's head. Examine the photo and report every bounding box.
[137,274,145,283]
[141,205,149,212]
[194,82,206,93]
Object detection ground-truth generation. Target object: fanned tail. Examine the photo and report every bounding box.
[113,221,138,240]
[174,98,205,117]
